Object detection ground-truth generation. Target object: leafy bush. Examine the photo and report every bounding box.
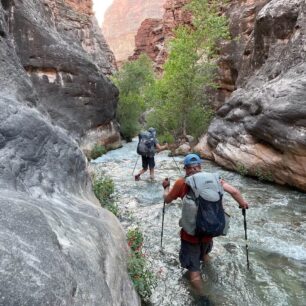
[255,167,274,182]
[236,162,248,176]
[90,144,106,160]
[93,176,119,216]
[157,133,175,145]
[112,54,156,141]
[127,228,156,302]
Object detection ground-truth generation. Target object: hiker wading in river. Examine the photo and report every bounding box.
[162,153,249,290]
[135,127,168,181]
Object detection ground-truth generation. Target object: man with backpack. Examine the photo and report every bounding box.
[135,127,168,181]
[162,153,249,288]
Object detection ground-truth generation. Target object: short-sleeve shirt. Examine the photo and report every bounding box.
[166,177,212,244]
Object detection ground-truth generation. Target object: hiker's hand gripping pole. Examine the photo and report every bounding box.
[242,208,250,270]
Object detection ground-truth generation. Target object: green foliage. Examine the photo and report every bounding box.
[127,227,144,253]
[93,176,119,216]
[89,144,107,160]
[255,167,274,182]
[148,0,229,139]
[127,227,156,302]
[157,132,175,145]
[112,54,156,140]
[236,162,248,176]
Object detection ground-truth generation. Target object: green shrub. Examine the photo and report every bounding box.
[104,202,119,216]
[255,167,274,182]
[93,176,119,216]
[90,144,106,160]
[93,176,114,202]
[127,227,144,253]
[112,54,156,141]
[157,133,175,145]
[236,162,248,176]
[127,228,156,302]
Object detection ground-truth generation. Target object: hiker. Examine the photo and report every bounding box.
[162,153,249,289]
[135,127,168,181]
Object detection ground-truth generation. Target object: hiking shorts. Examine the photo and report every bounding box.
[179,239,213,272]
[142,156,155,170]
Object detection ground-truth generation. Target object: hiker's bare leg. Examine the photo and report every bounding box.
[135,168,147,178]
[203,254,211,262]
[149,168,155,180]
[189,271,204,295]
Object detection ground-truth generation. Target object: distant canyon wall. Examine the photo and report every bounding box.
[129,0,191,72]
[0,0,139,305]
[102,0,167,65]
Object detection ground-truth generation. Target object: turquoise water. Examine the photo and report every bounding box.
[91,140,306,306]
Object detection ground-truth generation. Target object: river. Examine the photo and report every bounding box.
[91,139,306,306]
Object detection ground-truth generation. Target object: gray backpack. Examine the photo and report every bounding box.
[179,172,230,237]
[137,131,156,157]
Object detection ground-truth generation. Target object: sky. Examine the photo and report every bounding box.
[93,0,113,26]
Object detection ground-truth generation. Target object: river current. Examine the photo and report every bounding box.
[91,140,306,306]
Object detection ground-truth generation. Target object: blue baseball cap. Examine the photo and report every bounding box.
[183,153,204,167]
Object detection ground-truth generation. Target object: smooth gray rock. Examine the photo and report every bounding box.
[0,2,139,305]
[9,0,119,137]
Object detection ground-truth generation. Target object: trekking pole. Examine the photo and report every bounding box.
[160,200,166,249]
[171,155,182,175]
[242,208,250,270]
[132,155,139,176]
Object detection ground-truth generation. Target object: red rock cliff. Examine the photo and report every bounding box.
[129,0,191,72]
[102,0,167,65]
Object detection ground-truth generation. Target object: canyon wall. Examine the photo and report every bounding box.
[197,0,306,191]
[102,0,167,65]
[0,0,139,304]
[129,0,191,72]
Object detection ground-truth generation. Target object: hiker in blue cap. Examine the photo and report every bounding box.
[162,153,249,293]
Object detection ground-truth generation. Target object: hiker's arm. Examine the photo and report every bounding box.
[156,143,168,152]
[221,180,249,209]
[163,178,184,203]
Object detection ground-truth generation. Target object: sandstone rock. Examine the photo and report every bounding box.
[175,143,191,155]
[207,0,306,191]
[193,135,214,160]
[102,0,167,65]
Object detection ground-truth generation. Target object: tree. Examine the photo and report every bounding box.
[147,0,229,139]
[112,54,155,140]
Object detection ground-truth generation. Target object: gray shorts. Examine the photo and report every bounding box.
[179,239,213,272]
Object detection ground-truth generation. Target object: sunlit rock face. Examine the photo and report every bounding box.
[0,1,139,304]
[129,0,191,72]
[202,0,306,191]
[102,0,167,65]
